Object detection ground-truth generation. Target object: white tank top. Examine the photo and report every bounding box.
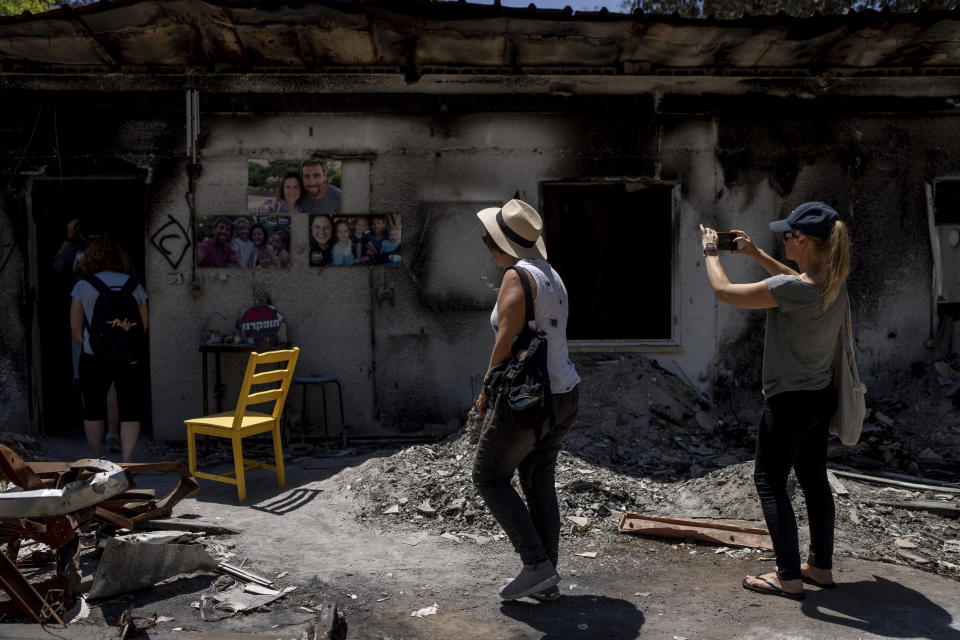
[490,258,580,394]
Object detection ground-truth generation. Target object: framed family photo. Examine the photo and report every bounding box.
[247,157,343,214]
[196,214,291,269]
[308,213,402,267]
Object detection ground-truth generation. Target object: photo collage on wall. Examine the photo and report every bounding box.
[195,156,401,268]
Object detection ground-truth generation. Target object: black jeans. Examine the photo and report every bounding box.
[754,386,837,581]
[472,385,579,567]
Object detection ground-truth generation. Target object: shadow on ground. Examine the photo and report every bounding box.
[500,594,644,640]
[801,575,960,639]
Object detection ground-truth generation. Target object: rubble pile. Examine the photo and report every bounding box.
[0,432,46,461]
[853,355,960,478]
[355,353,960,579]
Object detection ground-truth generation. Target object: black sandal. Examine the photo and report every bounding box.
[742,576,806,601]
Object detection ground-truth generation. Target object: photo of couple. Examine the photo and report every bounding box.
[196,215,292,269]
[309,214,402,267]
[247,156,343,214]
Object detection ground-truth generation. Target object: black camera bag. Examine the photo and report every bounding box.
[486,266,552,432]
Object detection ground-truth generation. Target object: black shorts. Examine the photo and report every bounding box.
[78,354,146,422]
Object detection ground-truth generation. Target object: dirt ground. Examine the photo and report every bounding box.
[4,442,959,640]
[2,353,958,638]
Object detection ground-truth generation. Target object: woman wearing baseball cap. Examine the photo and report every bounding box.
[700,202,851,600]
[472,199,581,602]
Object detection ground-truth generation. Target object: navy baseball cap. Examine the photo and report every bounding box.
[769,202,839,238]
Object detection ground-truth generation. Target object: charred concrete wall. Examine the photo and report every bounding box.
[0,202,28,433]
[143,107,945,439]
[0,89,951,439]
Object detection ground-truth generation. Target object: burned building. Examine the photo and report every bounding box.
[0,0,957,440]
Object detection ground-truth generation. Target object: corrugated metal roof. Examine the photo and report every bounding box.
[2,0,960,74]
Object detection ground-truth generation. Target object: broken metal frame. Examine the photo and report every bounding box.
[0,459,129,518]
[0,445,199,624]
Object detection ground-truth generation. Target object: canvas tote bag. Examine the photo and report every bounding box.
[829,297,867,445]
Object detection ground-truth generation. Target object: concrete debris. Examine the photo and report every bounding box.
[411,602,438,618]
[826,471,849,496]
[243,584,280,596]
[89,538,219,600]
[64,596,89,624]
[351,353,960,580]
[830,469,960,494]
[460,533,490,545]
[118,530,204,545]
[217,562,273,586]
[213,584,296,613]
[875,412,895,427]
[895,538,918,549]
[574,551,598,558]
[0,433,46,461]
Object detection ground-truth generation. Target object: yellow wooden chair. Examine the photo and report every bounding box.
[185,347,299,502]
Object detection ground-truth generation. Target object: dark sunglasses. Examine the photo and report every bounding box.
[783,230,804,240]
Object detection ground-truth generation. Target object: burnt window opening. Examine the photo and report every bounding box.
[931,181,960,318]
[541,182,675,344]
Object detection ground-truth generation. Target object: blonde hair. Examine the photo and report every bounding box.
[813,220,850,311]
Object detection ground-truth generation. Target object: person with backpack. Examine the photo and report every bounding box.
[472,199,580,601]
[69,237,148,462]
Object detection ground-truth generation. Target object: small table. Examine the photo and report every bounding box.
[199,342,292,415]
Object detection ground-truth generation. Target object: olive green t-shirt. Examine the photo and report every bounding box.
[762,275,846,398]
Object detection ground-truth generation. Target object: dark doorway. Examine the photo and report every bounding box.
[541,182,674,341]
[31,178,151,437]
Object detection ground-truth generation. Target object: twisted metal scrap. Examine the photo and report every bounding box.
[0,445,199,623]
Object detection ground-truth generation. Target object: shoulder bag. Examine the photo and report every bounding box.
[829,296,867,446]
[483,266,552,433]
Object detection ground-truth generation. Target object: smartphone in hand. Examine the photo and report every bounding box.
[716,232,739,250]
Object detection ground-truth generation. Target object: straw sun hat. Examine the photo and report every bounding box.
[476,199,547,260]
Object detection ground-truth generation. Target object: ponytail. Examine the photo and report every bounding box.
[820,220,850,311]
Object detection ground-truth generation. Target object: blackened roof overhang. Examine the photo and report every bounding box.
[2,0,960,90]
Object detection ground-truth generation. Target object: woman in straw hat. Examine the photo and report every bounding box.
[472,199,581,601]
[700,202,851,600]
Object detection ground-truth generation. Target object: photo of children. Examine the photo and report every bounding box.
[309,214,401,267]
[197,214,292,269]
[247,157,343,214]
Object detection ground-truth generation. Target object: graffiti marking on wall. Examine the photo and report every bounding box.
[150,215,191,270]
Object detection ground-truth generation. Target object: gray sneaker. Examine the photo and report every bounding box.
[531,585,560,601]
[498,560,559,600]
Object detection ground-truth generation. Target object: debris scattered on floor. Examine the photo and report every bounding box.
[618,514,774,550]
[89,538,219,600]
[353,353,959,579]
[213,584,297,613]
[411,602,438,617]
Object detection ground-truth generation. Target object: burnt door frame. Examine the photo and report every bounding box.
[25,174,149,437]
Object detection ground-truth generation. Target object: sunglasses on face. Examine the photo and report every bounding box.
[783,230,804,241]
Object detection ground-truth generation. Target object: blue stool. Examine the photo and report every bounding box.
[290,374,345,450]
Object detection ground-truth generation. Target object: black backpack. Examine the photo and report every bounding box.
[84,275,146,364]
[484,266,552,434]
